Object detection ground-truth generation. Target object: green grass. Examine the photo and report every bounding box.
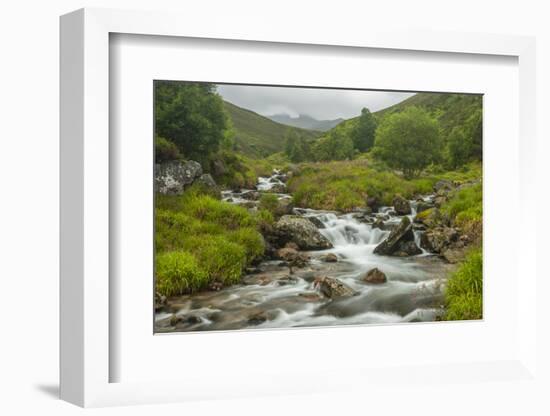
[440,182,482,232]
[155,189,267,296]
[258,193,279,214]
[156,251,207,296]
[287,159,481,212]
[443,248,483,321]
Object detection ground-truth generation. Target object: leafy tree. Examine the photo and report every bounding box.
[446,127,472,169]
[350,107,377,152]
[464,108,482,160]
[284,129,310,162]
[312,130,355,161]
[154,81,228,163]
[373,106,442,178]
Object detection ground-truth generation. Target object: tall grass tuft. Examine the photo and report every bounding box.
[155,191,266,296]
[443,248,483,321]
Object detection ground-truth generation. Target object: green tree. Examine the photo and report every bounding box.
[284,129,310,162]
[350,107,377,152]
[312,130,355,161]
[154,81,228,163]
[464,108,482,160]
[447,127,473,169]
[373,106,442,178]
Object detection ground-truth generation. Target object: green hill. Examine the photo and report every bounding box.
[330,92,482,140]
[223,101,320,158]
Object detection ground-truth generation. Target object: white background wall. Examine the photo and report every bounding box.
[0,0,548,414]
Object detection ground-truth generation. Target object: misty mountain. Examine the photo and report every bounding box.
[268,113,345,132]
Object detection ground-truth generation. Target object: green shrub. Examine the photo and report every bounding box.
[155,136,181,163]
[440,182,482,227]
[259,193,279,214]
[444,248,483,321]
[155,190,266,296]
[156,251,207,295]
[182,235,247,285]
[229,227,265,263]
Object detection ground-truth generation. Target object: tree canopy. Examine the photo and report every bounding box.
[284,130,311,163]
[312,130,355,161]
[154,81,228,163]
[373,106,442,177]
[350,107,377,152]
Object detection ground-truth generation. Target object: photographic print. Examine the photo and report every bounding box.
[154,81,482,333]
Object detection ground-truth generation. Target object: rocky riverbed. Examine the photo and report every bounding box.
[155,170,463,333]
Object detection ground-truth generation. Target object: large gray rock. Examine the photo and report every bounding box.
[314,276,357,299]
[271,215,333,250]
[195,173,221,198]
[265,183,287,193]
[414,208,448,229]
[392,195,412,215]
[373,216,415,255]
[155,160,202,195]
[392,240,422,257]
[420,227,459,253]
[273,197,294,217]
[366,196,381,213]
[433,179,454,193]
[240,190,261,200]
[363,268,387,284]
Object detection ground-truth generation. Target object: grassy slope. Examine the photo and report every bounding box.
[155,186,273,296]
[287,158,482,212]
[224,101,320,158]
[330,92,482,140]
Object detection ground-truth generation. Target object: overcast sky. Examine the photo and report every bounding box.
[216,84,415,120]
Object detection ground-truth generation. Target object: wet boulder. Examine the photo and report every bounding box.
[276,247,310,273]
[392,195,412,215]
[392,240,422,257]
[240,190,261,200]
[372,218,387,230]
[366,196,381,213]
[320,253,338,263]
[433,179,454,193]
[273,197,294,217]
[414,208,448,229]
[154,292,167,311]
[306,216,326,229]
[155,160,202,195]
[363,268,387,284]
[247,310,278,326]
[416,200,433,214]
[265,183,286,193]
[314,276,358,299]
[420,227,459,253]
[373,216,415,255]
[271,215,333,250]
[441,247,467,264]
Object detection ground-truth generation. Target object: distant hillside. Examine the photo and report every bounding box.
[330,92,483,140]
[268,113,344,132]
[224,101,320,158]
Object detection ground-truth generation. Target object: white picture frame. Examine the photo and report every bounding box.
[60,7,538,408]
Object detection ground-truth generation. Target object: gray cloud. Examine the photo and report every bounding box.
[216,84,415,120]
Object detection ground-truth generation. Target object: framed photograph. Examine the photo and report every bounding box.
[60,8,538,407]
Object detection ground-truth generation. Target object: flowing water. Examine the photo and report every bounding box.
[155,171,453,333]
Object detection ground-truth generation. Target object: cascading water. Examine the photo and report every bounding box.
[156,170,452,332]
